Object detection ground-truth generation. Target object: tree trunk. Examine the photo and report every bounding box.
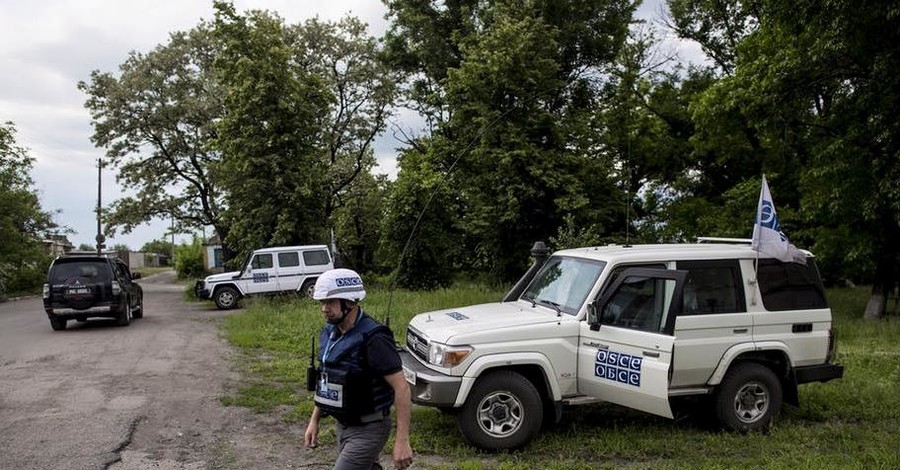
[863,283,886,320]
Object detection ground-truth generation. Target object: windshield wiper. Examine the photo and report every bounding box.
[536,299,562,316]
[520,294,537,308]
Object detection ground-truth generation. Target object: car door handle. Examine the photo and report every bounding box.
[733,328,748,334]
[643,351,660,358]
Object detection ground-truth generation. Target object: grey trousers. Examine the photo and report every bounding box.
[333,414,392,470]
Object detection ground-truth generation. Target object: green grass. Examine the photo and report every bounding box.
[219,285,900,469]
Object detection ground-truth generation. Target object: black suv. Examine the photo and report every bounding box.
[42,253,144,331]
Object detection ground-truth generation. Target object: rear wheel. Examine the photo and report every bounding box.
[116,300,132,326]
[214,286,240,310]
[714,362,782,432]
[132,294,144,319]
[457,370,543,451]
[49,316,67,331]
[300,279,316,299]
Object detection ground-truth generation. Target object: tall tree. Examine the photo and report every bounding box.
[0,122,57,297]
[288,16,398,267]
[384,0,638,282]
[78,24,227,245]
[671,0,900,318]
[211,2,331,259]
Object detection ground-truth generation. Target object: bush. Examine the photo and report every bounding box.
[174,238,205,279]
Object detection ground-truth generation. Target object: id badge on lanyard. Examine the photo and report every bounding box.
[314,372,344,407]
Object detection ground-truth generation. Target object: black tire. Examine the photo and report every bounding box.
[132,294,144,319]
[457,370,543,451]
[116,300,132,326]
[300,279,316,299]
[214,286,241,310]
[49,316,67,331]
[714,362,782,432]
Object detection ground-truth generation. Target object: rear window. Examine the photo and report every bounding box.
[303,250,330,266]
[50,259,111,283]
[757,259,828,311]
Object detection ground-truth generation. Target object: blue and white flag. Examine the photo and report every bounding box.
[751,175,807,264]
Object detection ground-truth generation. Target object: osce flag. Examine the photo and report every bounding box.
[751,175,807,264]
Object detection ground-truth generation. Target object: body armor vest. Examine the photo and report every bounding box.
[314,311,395,424]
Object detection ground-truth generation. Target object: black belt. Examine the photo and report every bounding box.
[341,408,389,426]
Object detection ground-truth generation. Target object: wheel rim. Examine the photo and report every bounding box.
[476,390,524,438]
[126,303,132,321]
[218,291,235,307]
[733,380,769,424]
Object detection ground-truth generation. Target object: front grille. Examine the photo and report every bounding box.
[406,328,429,361]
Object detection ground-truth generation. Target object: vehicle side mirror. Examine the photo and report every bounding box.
[132,272,142,280]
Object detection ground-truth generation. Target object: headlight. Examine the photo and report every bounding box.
[427,342,473,367]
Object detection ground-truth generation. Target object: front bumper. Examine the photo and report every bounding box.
[399,350,462,407]
[195,281,210,299]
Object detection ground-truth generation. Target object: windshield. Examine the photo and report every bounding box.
[520,256,606,315]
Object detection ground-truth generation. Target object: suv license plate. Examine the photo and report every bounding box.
[402,365,416,385]
[67,288,91,295]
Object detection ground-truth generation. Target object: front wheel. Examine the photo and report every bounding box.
[214,286,240,310]
[457,370,543,451]
[714,362,782,432]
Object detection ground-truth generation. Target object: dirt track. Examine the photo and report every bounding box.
[0,271,335,469]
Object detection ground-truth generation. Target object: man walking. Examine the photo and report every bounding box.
[304,269,413,469]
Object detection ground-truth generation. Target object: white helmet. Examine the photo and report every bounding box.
[313,268,366,301]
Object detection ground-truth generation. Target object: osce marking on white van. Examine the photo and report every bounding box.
[594,349,642,387]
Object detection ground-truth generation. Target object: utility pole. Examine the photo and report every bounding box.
[95,158,105,254]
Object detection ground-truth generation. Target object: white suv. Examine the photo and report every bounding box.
[195,245,333,309]
[400,240,844,450]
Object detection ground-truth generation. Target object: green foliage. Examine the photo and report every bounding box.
[78,22,227,242]
[174,237,205,279]
[378,146,462,290]
[0,122,57,299]
[140,238,174,256]
[383,0,638,283]
[110,243,130,254]
[220,283,900,469]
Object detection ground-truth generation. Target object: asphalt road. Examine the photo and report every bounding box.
[0,271,315,470]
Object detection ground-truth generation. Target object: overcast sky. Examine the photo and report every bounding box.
[1,0,697,251]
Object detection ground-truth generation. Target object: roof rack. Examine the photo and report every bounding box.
[696,237,752,244]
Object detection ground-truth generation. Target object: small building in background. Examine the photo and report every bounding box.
[202,234,225,273]
[43,235,74,256]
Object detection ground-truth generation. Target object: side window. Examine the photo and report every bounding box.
[600,263,667,296]
[676,260,745,315]
[302,250,330,266]
[758,259,827,311]
[601,274,677,334]
[278,252,300,268]
[251,253,274,269]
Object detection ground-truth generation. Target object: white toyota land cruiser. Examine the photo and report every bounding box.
[400,239,844,450]
[195,245,333,309]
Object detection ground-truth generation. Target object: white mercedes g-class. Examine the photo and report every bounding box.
[195,245,333,309]
[400,239,844,450]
